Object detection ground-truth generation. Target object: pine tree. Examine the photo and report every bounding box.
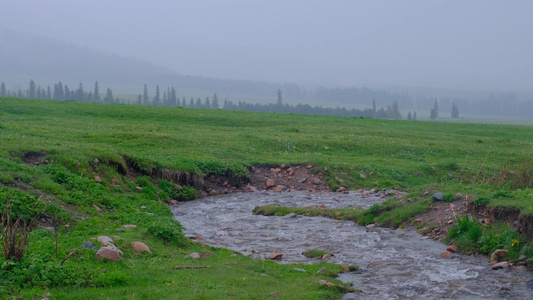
[451,102,460,118]
[387,100,402,119]
[143,84,149,105]
[413,111,417,121]
[64,85,71,100]
[430,99,439,120]
[205,97,211,109]
[212,93,219,109]
[407,111,412,120]
[195,98,202,108]
[189,98,194,108]
[94,81,101,102]
[169,87,177,107]
[137,94,142,105]
[28,79,36,98]
[104,88,114,103]
[153,85,161,106]
[277,89,282,107]
[0,82,6,97]
[76,83,84,101]
[372,98,376,115]
[46,85,51,99]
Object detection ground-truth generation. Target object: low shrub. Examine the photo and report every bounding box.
[474,197,490,206]
[147,218,188,247]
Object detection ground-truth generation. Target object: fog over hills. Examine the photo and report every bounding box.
[1,1,533,119]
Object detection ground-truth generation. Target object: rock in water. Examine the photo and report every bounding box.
[491,249,508,262]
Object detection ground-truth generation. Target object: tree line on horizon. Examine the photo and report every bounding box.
[0,79,466,120]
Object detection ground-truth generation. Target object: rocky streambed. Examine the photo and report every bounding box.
[171,191,533,299]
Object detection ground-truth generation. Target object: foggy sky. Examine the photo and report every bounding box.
[2,0,532,91]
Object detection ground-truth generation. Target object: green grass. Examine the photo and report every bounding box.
[2,97,533,298]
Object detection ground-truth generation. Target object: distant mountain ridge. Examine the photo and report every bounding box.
[0,26,301,98]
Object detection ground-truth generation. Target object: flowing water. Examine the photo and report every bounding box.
[171,191,533,299]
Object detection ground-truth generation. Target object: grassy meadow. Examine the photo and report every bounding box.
[1,97,533,298]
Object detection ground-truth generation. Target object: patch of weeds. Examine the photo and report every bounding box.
[474,197,490,206]
[368,204,380,215]
[302,249,330,259]
[94,270,131,287]
[493,190,513,198]
[443,194,454,202]
[147,218,189,247]
[478,224,523,260]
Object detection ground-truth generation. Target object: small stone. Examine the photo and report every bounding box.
[170,199,178,204]
[484,218,491,225]
[414,218,423,224]
[245,184,259,192]
[491,249,508,262]
[201,248,212,258]
[316,204,326,209]
[269,253,283,260]
[135,186,142,190]
[336,187,346,193]
[440,251,453,259]
[306,164,312,169]
[234,240,242,245]
[91,204,101,212]
[185,252,201,259]
[80,241,96,250]
[94,176,102,183]
[318,279,335,287]
[454,193,463,200]
[97,236,114,246]
[446,245,458,253]
[266,179,276,188]
[492,261,510,270]
[298,178,307,183]
[433,193,443,201]
[341,264,349,271]
[312,180,320,185]
[360,173,366,178]
[141,205,146,209]
[208,190,218,196]
[447,220,454,224]
[280,164,286,169]
[123,225,137,229]
[269,291,280,296]
[321,254,332,260]
[273,185,285,192]
[193,235,202,240]
[271,168,282,173]
[131,242,152,253]
[323,167,328,171]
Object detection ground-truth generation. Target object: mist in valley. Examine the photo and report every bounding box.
[1,0,532,120]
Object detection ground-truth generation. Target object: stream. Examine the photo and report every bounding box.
[171,191,532,299]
